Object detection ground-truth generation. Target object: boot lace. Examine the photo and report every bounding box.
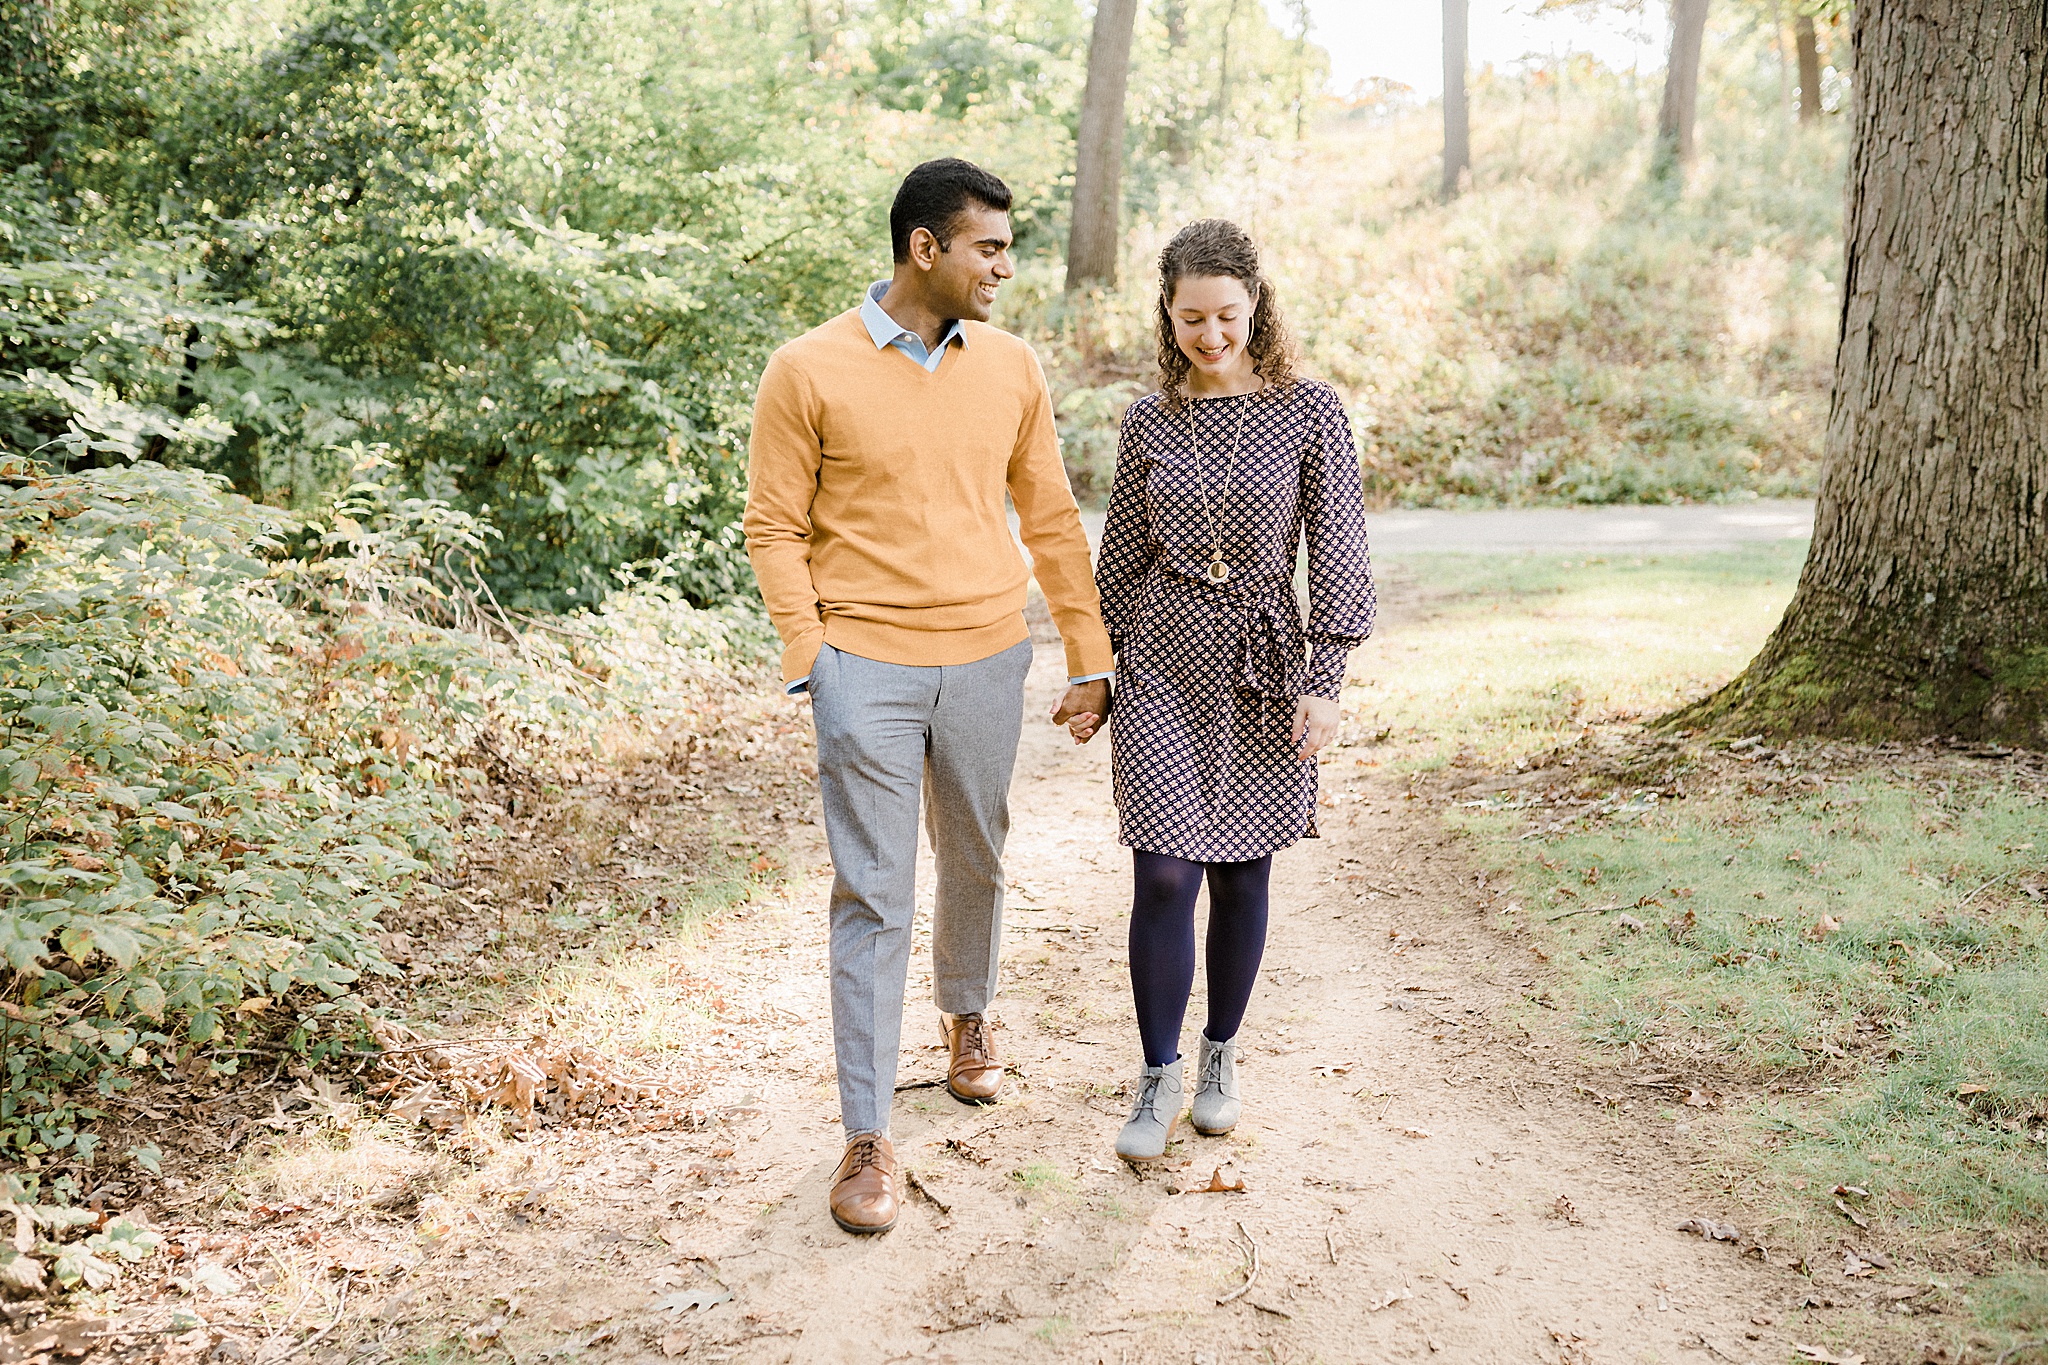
[1201,1045,1228,1092]
[1130,1072,1166,1122]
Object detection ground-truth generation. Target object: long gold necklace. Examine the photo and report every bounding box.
[1184,396,1249,585]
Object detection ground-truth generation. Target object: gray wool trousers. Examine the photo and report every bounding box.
[808,639,1033,1136]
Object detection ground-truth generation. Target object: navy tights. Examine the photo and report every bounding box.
[1127,850,1273,1067]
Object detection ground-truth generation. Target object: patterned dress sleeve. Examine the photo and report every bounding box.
[1300,384,1376,700]
[1093,404,1156,656]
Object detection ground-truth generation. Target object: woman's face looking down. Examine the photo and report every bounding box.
[1169,274,1257,388]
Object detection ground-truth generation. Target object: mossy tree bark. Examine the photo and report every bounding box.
[1686,0,2048,747]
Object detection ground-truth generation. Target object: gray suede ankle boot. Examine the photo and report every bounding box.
[1114,1057,1184,1163]
[1190,1033,1240,1135]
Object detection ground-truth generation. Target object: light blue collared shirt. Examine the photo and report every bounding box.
[784,283,1114,696]
[859,280,968,373]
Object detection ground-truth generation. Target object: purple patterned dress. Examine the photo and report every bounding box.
[1095,379,1376,863]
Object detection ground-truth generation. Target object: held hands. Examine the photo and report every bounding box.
[1291,694,1340,761]
[1051,679,1110,745]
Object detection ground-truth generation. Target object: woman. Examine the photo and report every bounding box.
[1063,219,1376,1162]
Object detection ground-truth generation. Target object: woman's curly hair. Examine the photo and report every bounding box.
[1154,218,1297,408]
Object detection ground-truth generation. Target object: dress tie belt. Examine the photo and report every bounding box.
[1150,568,1305,701]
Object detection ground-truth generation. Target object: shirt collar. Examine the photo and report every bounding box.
[860,280,968,354]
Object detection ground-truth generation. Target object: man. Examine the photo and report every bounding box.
[742,159,1113,1235]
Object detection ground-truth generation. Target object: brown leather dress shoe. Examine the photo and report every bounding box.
[828,1134,898,1235]
[941,1012,1003,1105]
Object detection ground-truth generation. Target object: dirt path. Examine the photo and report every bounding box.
[1066,500,1815,556]
[425,640,1811,1365]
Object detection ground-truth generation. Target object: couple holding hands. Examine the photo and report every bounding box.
[742,158,1376,1235]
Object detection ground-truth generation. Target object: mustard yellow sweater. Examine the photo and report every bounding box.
[742,310,1113,687]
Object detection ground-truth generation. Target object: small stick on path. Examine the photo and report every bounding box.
[902,1167,951,1215]
[1217,1221,1261,1306]
[1547,903,1624,923]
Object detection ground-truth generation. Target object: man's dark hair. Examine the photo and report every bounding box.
[889,159,1013,264]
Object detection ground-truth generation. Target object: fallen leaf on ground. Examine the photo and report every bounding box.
[1397,1127,1432,1140]
[1675,1216,1769,1260]
[1833,1198,1870,1229]
[1616,914,1645,931]
[1550,1195,1582,1226]
[1683,1088,1716,1108]
[1955,1083,1990,1096]
[1805,914,1843,941]
[1368,1286,1412,1312]
[660,1330,691,1358]
[1197,1167,1247,1194]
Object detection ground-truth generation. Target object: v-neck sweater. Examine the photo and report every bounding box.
[743,309,1114,686]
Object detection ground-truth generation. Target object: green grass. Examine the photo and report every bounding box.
[1378,549,2048,1338]
[1344,544,1804,771]
[1008,1161,1078,1198]
[1481,776,2048,1232]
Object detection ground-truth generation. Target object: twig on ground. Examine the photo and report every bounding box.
[1547,903,1624,922]
[1250,1301,1292,1319]
[1326,1224,1339,1264]
[357,1037,535,1058]
[267,1277,352,1365]
[892,1078,947,1093]
[902,1167,951,1215]
[1958,869,2020,908]
[1994,1342,2047,1365]
[1216,1221,1261,1306]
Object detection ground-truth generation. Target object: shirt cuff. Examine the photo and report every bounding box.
[1067,671,1114,685]
[785,676,810,695]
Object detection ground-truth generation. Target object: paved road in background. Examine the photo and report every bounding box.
[1065,499,1814,555]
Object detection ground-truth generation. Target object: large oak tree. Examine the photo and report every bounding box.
[1690,0,2047,746]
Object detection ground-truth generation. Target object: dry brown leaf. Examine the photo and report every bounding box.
[1550,1195,1582,1226]
[1805,914,1843,941]
[1398,1127,1432,1140]
[1197,1167,1247,1194]
[660,1330,691,1358]
[1683,1087,1716,1108]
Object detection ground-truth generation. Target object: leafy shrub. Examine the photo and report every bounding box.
[0,451,536,1161]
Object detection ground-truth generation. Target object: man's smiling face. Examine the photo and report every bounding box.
[930,202,1014,323]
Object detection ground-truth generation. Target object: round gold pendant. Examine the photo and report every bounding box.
[1206,558,1232,584]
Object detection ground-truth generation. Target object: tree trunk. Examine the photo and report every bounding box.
[1162,0,1190,164]
[1794,14,1822,122]
[1441,0,1470,200]
[1682,1,2048,747]
[1065,0,1141,290]
[1214,0,1245,125]
[1657,0,1711,162]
